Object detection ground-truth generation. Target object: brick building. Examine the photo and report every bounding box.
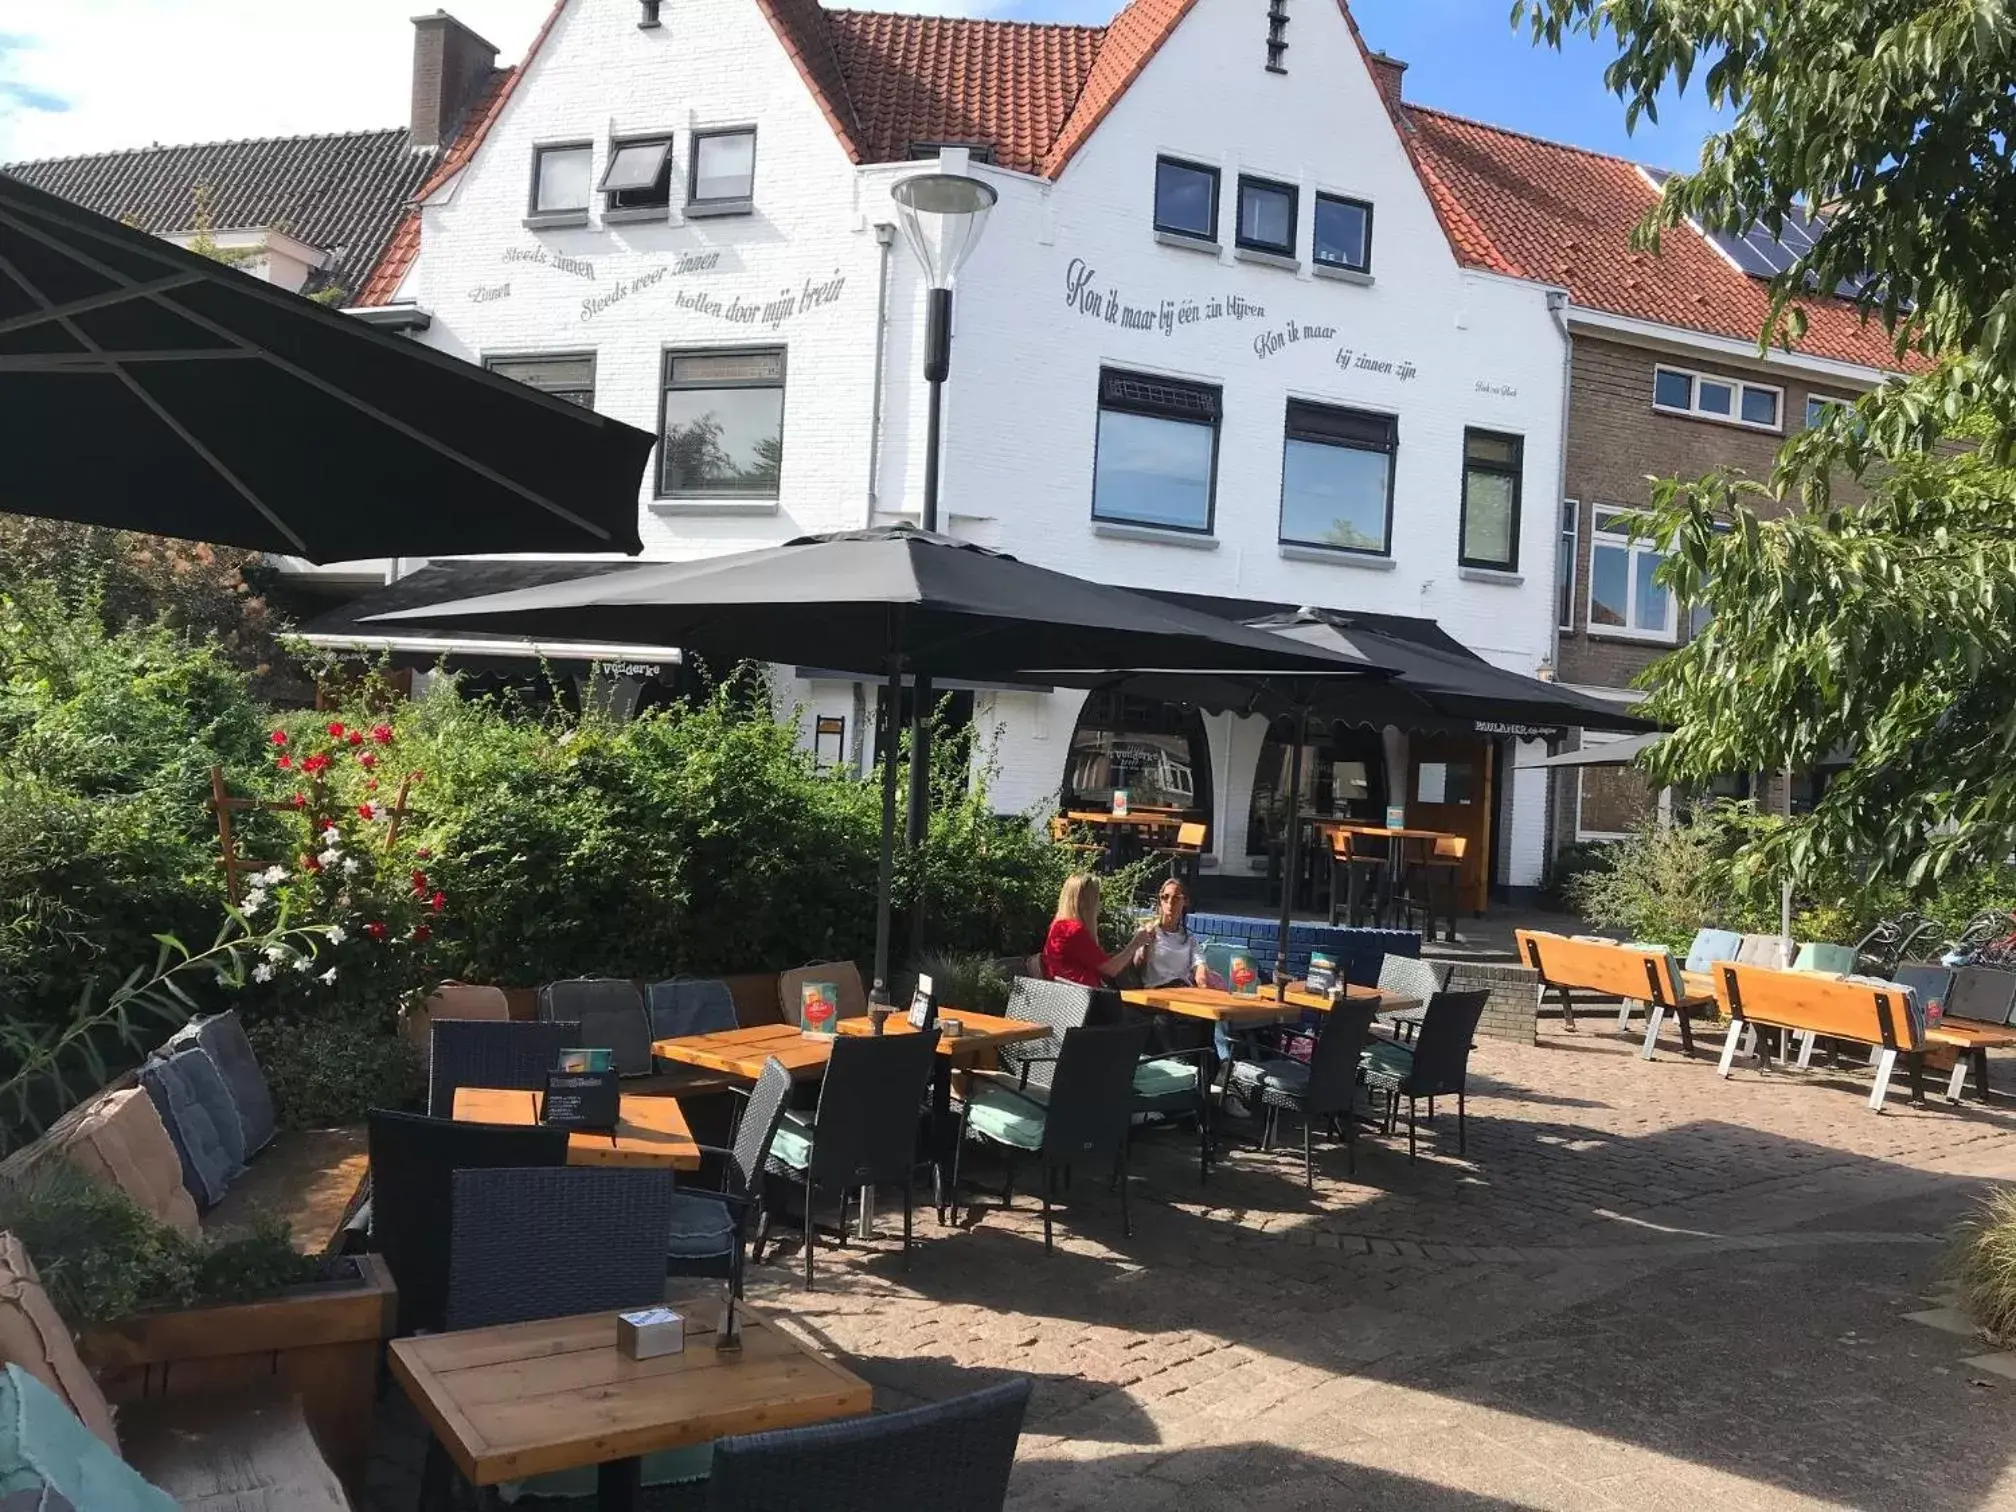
[1406,107,1907,867]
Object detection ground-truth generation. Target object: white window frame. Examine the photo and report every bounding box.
[1805,392,1854,428]
[1557,498,1579,631]
[1651,364,1784,433]
[1586,505,1677,643]
[1575,732,1654,842]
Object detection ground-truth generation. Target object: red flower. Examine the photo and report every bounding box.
[431,891,447,913]
[416,847,432,861]
[364,921,388,941]
[411,925,432,943]
[410,870,429,896]
[302,853,323,874]
[358,803,377,820]
[301,754,330,776]
[269,730,287,747]
[370,724,395,746]
[326,721,346,739]
[275,754,293,770]
[357,752,377,769]
[347,730,364,746]
[366,779,379,792]
[290,792,306,809]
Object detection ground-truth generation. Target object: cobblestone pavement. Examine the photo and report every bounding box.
[369,1027,2016,1510]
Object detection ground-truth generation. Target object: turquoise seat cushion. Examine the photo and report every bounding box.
[769,1110,813,1171]
[665,1191,736,1258]
[164,1011,275,1158]
[505,1442,714,1500]
[1227,1057,1309,1097]
[1361,1040,1414,1083]
[0,1365,176,1512]
[1794,942,1856,975]
[963,1082,1048,1151]
[1685,928,1743,975]
[1131,1057,1199,1101]
[138,1047,244,1209]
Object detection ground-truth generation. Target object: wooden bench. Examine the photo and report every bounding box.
[1515,930,1712,1059]
[1912,964,2016,1103]
[1709,963,1927,1112]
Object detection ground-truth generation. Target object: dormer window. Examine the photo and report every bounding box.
[601,136,673,213]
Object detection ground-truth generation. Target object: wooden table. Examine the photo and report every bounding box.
[1277,981,1414,1015]
[390,1300,872,1509]
[1319,821,1463,927]
[1064,810,1184,869]
[1121,985,1311,1023]
[451,1087,700,1171]
[653,1013,1049,1081]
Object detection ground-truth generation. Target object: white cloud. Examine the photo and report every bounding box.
[0,0,1019,164]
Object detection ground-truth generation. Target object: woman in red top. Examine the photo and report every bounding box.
[1042,873,1151,987]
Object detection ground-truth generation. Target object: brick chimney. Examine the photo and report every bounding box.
[410,12,499,151]
[1367,50,1407,116]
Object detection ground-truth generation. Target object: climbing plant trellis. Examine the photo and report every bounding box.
[209,765,415,906]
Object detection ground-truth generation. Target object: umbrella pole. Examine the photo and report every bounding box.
[872,664,905,1004]
[905,674,933,967]
[1274,708,1310,1002]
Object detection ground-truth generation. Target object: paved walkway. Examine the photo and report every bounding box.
[370,1026,2016,1510]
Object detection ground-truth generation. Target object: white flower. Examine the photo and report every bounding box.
[324,925,346,946]
[342,859,360,876]
[263,944,290,964]
[319,967,338,986]
[260,865,288,886]
[253,963,274,983]
[240,889,266,916]
[322,822,340,837]
[318,847,342,867]
[293,954,317,974]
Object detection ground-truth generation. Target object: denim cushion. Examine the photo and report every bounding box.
[964,1083,1047,1151]
[0,1366,176,1512]
[138,1047,244,1209]
[1685,928,1743,975]
[1131,1057,1199,1101]
[665,1192,736,1258]
[769,1110,813,1171]
[163,1011,275,1158]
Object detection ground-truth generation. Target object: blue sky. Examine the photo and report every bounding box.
[0,0,1731,170]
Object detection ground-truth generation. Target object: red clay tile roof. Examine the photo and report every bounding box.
[757,0,866,163]
[1041,0,1197,178]
[827,10,1105,176]
[1405,105,1911,372]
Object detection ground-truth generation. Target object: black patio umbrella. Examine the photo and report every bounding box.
[371,525,1391,993]
[0,172,652,560]
[1077,610,1653,993]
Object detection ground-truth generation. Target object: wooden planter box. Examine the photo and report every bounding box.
[79,1252,397,1492]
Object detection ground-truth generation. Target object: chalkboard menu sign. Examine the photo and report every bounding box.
[543,1069,619,1131]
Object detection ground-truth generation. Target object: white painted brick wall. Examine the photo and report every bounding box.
[388,0,1566,887]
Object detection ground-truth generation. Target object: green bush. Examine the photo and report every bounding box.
[247,1016,423,1129]
[1951,1188,2016,1345]
[911,951,1014,1017]
[1541,840,1614,910]
[1565,804,1777,950]
[0,1163,318,1326]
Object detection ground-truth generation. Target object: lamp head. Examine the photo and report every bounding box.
[889,173,997,290]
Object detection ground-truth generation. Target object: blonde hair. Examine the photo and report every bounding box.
[1054,872,1102,929]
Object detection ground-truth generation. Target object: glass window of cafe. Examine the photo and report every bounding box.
[1245,720,1386,855]
[1062,694,1213,822]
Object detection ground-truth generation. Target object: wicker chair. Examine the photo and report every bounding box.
[444,1166,675,1330]
[646,978,739,1041]
[541,978,654,1076]
[956,1020,1151,1253]
[366,1109,568,1335]
[766,1031,940,1287]
[426,1018,577,1119]
[668,1056,793,1296]
[695,1376,1033,1511]
[1375,954,1449,1044]
[1224,1002,1378,1186]
[1361,989,1489,1161]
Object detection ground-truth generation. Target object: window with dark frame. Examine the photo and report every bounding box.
[1236,174,1297,256]
[689,127,756,206]
[908,142,996,163]
[658,348,785,499]
[1153,157,1219,241]
[485,353,595,408]
[600,136,673,211]
[530,142,592,216]
[1459,428,1522,570]
[1091,368,1221,534]
[1557,499,1578,630]
[1278,400,1396,554]
[1312,193,1371,273]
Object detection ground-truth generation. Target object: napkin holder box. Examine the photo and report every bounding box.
[617,1307,686,1360]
